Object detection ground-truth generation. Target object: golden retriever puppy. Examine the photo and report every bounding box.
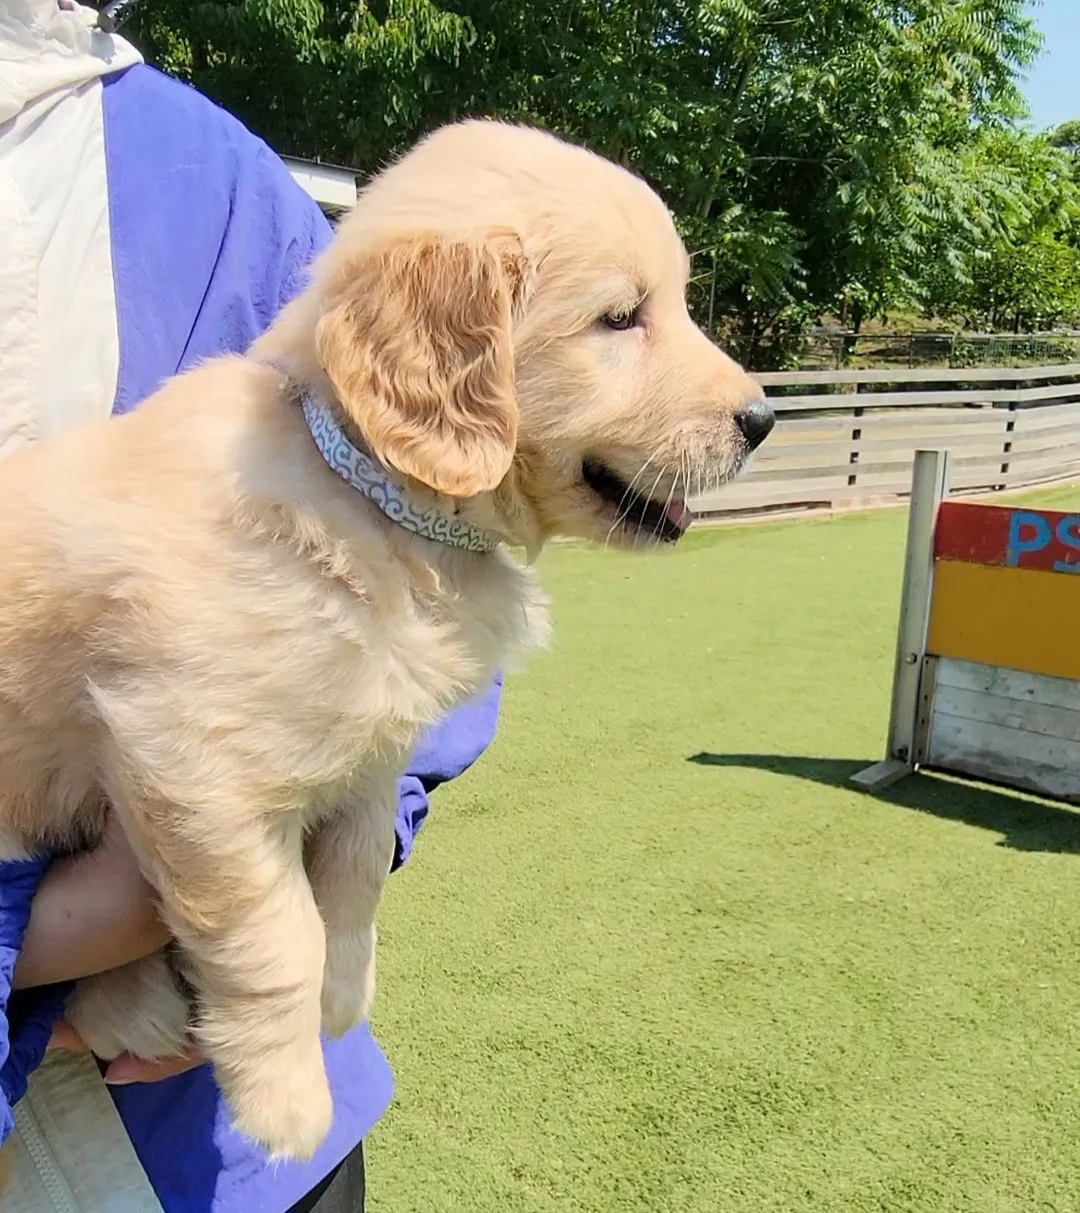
[0,120,772,1160]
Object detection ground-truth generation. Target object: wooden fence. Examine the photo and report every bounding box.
[692,363,1080,517]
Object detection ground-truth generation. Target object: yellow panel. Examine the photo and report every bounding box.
[927,560,1080,681]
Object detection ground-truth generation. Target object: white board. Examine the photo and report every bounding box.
[924,657,1080,803]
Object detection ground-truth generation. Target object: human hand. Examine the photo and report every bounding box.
[47,1018,206,1084]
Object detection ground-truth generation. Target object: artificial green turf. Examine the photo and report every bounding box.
[370,487,1080,1213]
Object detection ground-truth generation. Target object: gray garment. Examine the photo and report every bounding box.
[9,1051,367,1213]
[5,1052,164,1213]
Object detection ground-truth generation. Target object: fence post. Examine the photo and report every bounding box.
[999,402,1015,490]
[851,448,951,791]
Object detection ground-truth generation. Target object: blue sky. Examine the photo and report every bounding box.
[1023,0,1079,131]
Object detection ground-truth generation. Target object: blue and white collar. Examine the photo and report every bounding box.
[300,394,501,554]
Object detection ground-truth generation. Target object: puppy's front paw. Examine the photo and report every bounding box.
[320,929,375,1038]
[67,952,190,1060]
[227,1047,334,1162]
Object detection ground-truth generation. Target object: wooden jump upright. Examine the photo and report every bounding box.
[854,449,1080,802]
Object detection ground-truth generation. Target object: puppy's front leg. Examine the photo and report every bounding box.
[307,773,397,1039]
[121,798,332,1161]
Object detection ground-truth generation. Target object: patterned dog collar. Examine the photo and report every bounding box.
[301,394,501,553]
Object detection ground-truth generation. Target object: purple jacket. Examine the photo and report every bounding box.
[0,64,501,1212]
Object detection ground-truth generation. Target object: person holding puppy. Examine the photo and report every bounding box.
[0,3,501,1210]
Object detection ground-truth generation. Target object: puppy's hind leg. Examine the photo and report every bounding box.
[116,795,331,1161]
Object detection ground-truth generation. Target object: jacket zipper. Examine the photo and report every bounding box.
[13,1097,81,1213]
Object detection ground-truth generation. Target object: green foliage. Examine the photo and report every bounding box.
[1050,119,1080,155]
[124,0,1057,364]
[129,1,476,169]
[916,130,1080,330]
[967,232,1080,330]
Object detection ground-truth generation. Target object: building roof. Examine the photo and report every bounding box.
[282,155,358,214]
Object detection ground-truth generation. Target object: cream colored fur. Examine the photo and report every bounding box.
[0,120,764,1160]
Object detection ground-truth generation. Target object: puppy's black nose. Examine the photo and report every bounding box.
[734,397,775,451]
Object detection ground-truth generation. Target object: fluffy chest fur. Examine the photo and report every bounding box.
[0,356,548,849]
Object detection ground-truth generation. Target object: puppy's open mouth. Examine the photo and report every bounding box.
[582,458,693,543]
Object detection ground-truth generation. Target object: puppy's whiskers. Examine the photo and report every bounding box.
[634,465,670,542]
[603,454,658,548]
[654,468,680,543]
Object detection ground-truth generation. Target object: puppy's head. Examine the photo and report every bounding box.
[274,120,772,549]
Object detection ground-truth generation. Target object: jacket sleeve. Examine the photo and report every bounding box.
[394,676,504,869]
[0,859,72,1144]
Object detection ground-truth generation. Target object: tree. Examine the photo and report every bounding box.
[123,0,1045,365]
[127,0,476,170]
[969,232,1080,331]
[916,129,1080,330]
[1050,119,1080,155]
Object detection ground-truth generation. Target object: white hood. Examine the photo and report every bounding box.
[0,0,141,124]
[0,1,143,456]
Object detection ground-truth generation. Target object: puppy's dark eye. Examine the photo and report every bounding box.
[601,306,639,332]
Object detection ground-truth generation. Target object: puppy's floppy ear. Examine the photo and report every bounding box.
[315,231,530,498]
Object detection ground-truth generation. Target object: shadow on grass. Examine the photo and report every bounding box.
[688,752,1080,856]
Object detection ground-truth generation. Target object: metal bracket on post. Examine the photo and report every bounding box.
[851,449,951,793]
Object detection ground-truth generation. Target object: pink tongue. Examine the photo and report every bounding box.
[666,499,693,531]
